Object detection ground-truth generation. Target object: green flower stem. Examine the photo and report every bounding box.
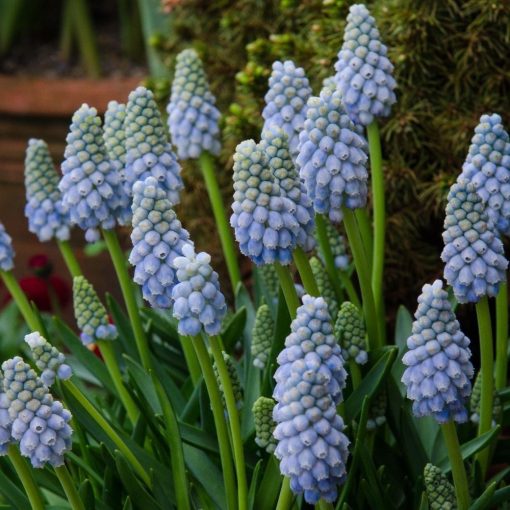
[102,229,152,371]
[342,209,380,350]
[293,247,319,296]
[8,445,45,510]
[274,263,300,319]
[192,336,237,510]
[316,214,360,307]
[495,281,508,390]
[152,371,191,510]
[441,421,470,510]
[349,361,362,389]
[199,151,241,292]
[54,465,85,510]
[354,208,373,271]
[317,501,334,510]
[275,477,294,510]
[98,340,139,425]
[209,335,248,510]
[475,295,494,475]
[57,240,83,278]
[63,379,151,486]
[367,121,386,346]
[181,335,202,385]
[0,270,44,331]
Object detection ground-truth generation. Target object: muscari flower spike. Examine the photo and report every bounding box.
[366,390,387,431]
[2,357,72,468]
[258,264,279,298]
[213,351,243,411]
[25,332,72,387]
[230,139,300,265]
[297,87,368,223]
[310,257,338,319]
[262,60,312,158]
[103,101,132,225]
[423,464,457,510]
[124,86,184,205]
[319,218,350,270]
[273,295,349,504]
[73,276,117,345]
[130,177,192,309]
[469,371,501,426]
[334,301,368,365]
[59,104,126,242]
[334,3,397,126]
[402,280,474,423]
[441,179,508,303]
[24,139,70,242]
[0,223,14,271]
[0,374,10,455]
[167,49,221,159]
[253,396,277,454]
[458,113,510,236]
[251,303,275,369]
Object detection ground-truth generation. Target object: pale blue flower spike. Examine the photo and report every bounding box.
[0,223,14,271]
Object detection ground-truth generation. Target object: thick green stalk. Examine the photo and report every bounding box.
[199,151,241,292]
[209,335,248,510]
[495,281,508,390]
[441,422,470,510]
[192,336,237,510]
[98,340,139,425]
[55,465,85,510]
[181,336,202,385]
[70,0,101,77]
[475,296,494,474]
[342,209,380,350]
[354,208,373,271]
[317,501,334,510]
[57,240,83,278]
[275,477,294,510]
[274,263,300,318]
[8,445,45,510]
[102,229,151,370]
[293,247,319,296]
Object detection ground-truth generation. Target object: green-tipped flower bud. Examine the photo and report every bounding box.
[213,352,243,410]
[469,372,501,426]
[334,301,368,365]
[319,218,350,270]
[253,396,277,453]
[310,256,338,319]
[423,464,457,510]
[251,304,274,369]
[366,390,387,430]
[258,265,279,298]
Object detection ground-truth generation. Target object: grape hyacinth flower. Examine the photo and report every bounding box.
[334,301,368,365]
[73,276,117,345]
[59,104,126,242]
[318,219,350,270]
[0,375,11,455]
[253,396,277,454]
[402,280,474,423]
[213,351,243,411]
[251,303,275,369]
[25,332,72,387]
[273,295,349,504]
[167,49,221,159]
[423,464,457,510]
[366,390,387,431]
[124,87,183,205]
[258,265,279,298]
[262,60,312,158]
[441,180,508,303]
[130,177,192,309]
[24,139,71,242]
[310,257,339,319]
[334,4,397,126]
[0,223,14,271]
[171,244,226,336]
[2,357,72,468]
[458,113,510,236]
[296,87,369,223]
[469,372,501,426]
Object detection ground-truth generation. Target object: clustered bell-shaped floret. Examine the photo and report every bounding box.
[213,351,243,411]
[0,223,14,271]
[73,276,117,345]
[262,60,312,158]
[2,357,72,468]
[441,179,508,303]
[253,396,277,453]
[297,87,368,223]
[25,332,72,387]
[458,113,510,236]
[334,4,397,126]
[310,257,338,319]
[24,139,70,242]
[273,295,349,504]
[124,87,184,205]
[59,104,126,242]
[423,464,457,510]
[167,49,221,159]
[0,376,11,455]
[469,372,501,426]
[366,390,387,430]
[319,219,350,270]
[334,301,367,365]
[171,244,226,336]
[251,303,275,369]
[402,280,474,423]
[130,177,192,308]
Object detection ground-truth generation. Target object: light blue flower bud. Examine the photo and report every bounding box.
[273,295,349,504]
[318,218,350,270]
[322,76,337,92]
[334,301,367,365]
[458,113,510,236]
[402,280,474,423]
[441,179,508,303]
[24,139,70,242]
[167,49,221,159]
[262,61,312,158]
[297,87,369,223]
[125,87,184,205]
[0,374,11,455]
[0,223,14,271]
[334,4,397,126]
[25,332,72,386]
